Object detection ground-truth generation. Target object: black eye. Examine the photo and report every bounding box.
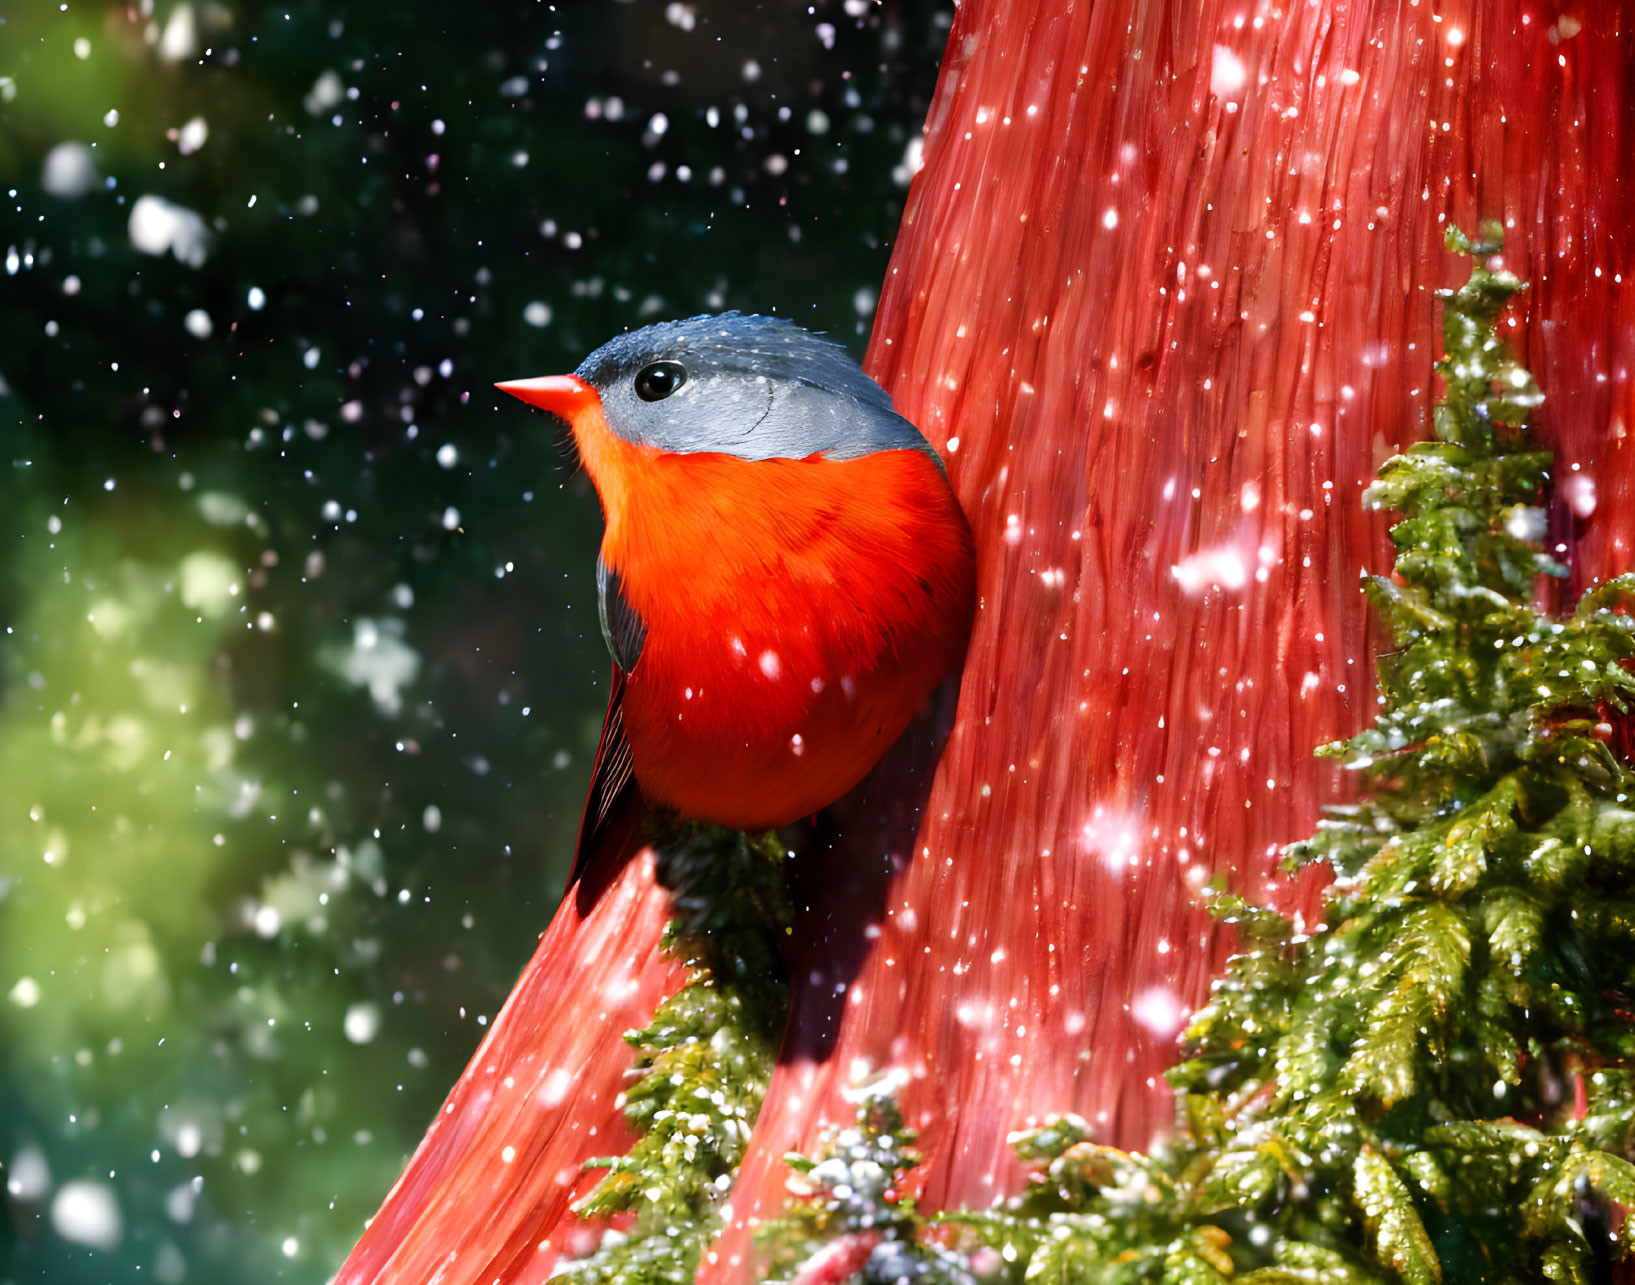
[634,360,687,402]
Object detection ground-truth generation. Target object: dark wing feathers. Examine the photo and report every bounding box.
[597,557,647,673]
[569,665,641,888]
[571,562,646,889]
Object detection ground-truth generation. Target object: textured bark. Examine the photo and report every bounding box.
[335,848,683,1284]
[338,4,1635,1282]
[709,0,1634,1274]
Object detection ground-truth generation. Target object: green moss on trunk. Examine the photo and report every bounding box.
[553,830,793,1284]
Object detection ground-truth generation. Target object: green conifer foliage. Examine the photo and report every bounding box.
[764,229,1635,1284]
[1168,226,1635,1283]
[761,1080,984,1284]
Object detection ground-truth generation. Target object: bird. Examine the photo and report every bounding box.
[497,312,976,891]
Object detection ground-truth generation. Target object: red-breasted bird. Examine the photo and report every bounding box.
[498,313,976,887]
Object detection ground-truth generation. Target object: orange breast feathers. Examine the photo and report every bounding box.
[571,399,976,831]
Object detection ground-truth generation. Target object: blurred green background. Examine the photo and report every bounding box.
[0,2,944,1279]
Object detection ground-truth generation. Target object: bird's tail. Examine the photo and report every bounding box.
[333,828,682,1285]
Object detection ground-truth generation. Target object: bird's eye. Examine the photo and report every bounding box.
[634,360,687,402]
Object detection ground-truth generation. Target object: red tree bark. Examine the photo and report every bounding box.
[336,851,683,1283]
[339,3,1635,1282]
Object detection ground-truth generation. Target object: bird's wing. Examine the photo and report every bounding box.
[569,663,643,889]
[597,556,647,672]
[569,557,650,896]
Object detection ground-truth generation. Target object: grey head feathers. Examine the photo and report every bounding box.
[575,312,934,463]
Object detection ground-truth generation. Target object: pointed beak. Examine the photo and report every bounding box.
[495,374,600,418]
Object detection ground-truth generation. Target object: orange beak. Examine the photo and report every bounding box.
[495,374,600,418]
[496,372,626,515]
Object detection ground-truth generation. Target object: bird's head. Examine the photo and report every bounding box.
[497,312,934,471]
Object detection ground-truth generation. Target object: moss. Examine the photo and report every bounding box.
[552,828,793,1284]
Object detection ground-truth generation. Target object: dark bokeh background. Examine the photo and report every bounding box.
[0,2,944,1279]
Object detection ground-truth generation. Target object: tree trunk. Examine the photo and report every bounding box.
[715,0,1635,1272]
[340,3,1635,1281]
